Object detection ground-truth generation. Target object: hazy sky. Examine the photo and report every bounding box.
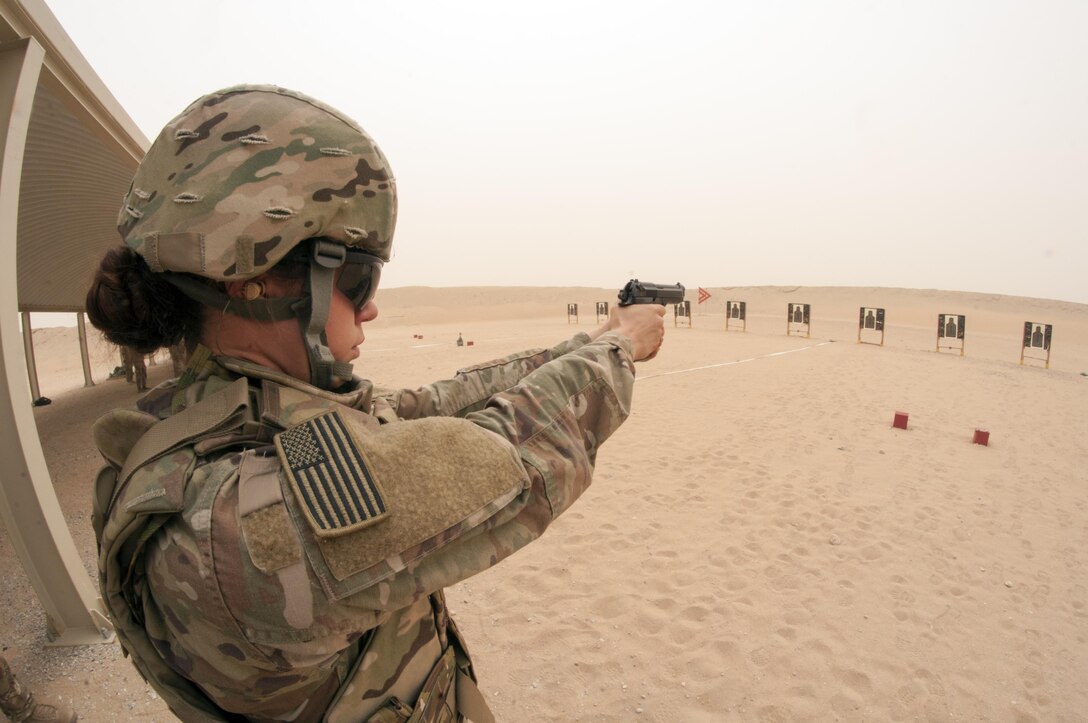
[45,0,1088,303]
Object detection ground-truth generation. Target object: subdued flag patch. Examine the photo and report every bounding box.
[276,411,389,538]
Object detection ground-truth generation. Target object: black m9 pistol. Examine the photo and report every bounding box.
[617,279,686,306]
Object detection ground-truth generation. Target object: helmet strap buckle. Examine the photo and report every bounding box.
[300,243,352,390]
[312,239,347,269]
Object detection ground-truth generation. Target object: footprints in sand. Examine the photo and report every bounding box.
[723,576,748,591]
[859,542,889,561]
[747,645,773,668]
[833,667,873,697]
[1031,583,1051,609]
[446,349,1088,722]
[774,626,797,641]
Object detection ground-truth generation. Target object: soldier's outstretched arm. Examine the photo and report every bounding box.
[374,302,664,420]
[373,332,597,419]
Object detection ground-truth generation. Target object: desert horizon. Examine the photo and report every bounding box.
[24,284,1088,399]
[3,283,1086,721]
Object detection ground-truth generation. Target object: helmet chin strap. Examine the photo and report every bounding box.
[163,239,356,391]
[300,240,355,390]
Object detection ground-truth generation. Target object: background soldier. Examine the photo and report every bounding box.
[0,654,76,723]
[167,341,188,377]
[119,346,148,391]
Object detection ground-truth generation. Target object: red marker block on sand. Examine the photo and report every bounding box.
[892,411,909,430]
[467,341,474,346]
[973,429,990,446]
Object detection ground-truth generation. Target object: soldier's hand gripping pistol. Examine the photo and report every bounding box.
[617,279,686,306]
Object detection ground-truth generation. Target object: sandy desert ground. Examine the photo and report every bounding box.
[2,285,1087,722]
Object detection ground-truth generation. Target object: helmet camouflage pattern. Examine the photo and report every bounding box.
[118,84,396,279]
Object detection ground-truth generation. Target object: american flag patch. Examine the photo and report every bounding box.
[275,411,389,537]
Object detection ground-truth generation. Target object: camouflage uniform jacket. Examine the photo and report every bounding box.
[93,331,635,722]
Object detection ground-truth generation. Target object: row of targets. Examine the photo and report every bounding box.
[566,302,1053,368]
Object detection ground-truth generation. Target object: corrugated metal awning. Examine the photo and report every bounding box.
[17,80,141,310]
[2,0,147,312]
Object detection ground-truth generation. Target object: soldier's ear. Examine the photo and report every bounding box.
[226,278,272,300]
[228,274,303,300]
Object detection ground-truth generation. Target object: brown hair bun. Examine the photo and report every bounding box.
[85,246,202,353]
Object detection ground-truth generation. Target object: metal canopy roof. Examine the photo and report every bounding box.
[1,0,147,312]
[18,80,141,310]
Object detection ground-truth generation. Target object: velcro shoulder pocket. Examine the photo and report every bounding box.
[274,411,528,599]
[237,450,302,574]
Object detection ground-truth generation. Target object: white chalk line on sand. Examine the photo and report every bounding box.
[636,341,835,381]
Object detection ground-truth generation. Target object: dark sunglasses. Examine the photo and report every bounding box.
[312,240,384,310]
[337,249,383,310]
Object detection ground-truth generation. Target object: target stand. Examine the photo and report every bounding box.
[936,313,966,356]
[596,301,609,323]
[786,303,811,338]
[1020,321,1052,369]
[566,303,578,324]
[674,300,692,328]
[725,300,746,332]
[858,307,885,346]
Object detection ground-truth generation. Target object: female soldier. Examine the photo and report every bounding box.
[87,85,664,722]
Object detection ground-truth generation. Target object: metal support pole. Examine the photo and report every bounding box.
[77,312,94,387]
[0,37,112,646]
[20,310,41,401]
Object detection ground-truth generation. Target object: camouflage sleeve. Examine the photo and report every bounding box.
[341,331,635,612]
[374,332,594,419]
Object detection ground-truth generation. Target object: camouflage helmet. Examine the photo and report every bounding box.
[118,85,396,391]
[119,84,396,277]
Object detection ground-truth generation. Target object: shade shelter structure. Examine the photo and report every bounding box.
[0,0,147,644]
